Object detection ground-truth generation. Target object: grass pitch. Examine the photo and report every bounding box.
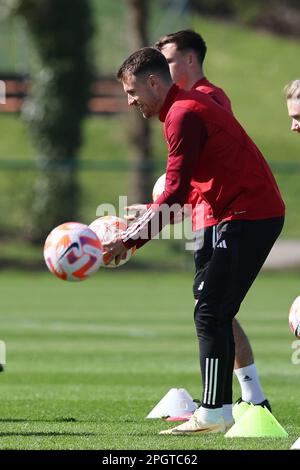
[0,268,299,450]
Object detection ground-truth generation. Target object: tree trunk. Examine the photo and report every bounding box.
[127,0,153,204]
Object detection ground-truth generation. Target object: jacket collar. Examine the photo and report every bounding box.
[191,77,209,90]
[159,84,180,122]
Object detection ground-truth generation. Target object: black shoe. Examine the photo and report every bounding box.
[257,399,271,412]
[235,397,249,405]
[0,364,4,373]
[193,399,202,408]
[235,397,271,412]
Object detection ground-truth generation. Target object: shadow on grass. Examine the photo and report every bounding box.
[0,418,78,423]
[0,432,96,437]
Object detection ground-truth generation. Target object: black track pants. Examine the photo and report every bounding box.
[193,216,284,408]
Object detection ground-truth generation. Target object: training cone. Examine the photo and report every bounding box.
[225,405,288,438]
[232,401,252,423]
[165,412,194,422]
[146,388,197,419]
[291,437,300,449]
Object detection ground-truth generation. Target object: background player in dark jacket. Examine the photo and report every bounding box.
[156,29,274,423]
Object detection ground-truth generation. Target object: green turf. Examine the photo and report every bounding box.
[0,269,299,449]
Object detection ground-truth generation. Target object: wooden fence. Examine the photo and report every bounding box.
[0,74,127,115]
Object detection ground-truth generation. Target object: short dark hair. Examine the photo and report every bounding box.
[155,29,207,65]
[117,47,172,82]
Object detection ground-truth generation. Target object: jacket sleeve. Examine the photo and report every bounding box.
[122,107,207,249]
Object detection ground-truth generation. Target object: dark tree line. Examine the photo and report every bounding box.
[190,0,300,37]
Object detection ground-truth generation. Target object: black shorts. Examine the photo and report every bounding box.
[193,225,217,300]
[193,217,284,301]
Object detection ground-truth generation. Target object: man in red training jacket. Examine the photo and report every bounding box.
[104,47,284,434]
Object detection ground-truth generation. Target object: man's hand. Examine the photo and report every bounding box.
[124,204,147,222]
[102,237,128,266]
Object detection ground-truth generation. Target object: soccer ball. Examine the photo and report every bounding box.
[152,173,190,223]
[289,296,300,339]
[43,222,103,281]
[89,216,135,268]
[152,173,167,203]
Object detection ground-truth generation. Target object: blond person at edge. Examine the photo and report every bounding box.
[284,79,300,133]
